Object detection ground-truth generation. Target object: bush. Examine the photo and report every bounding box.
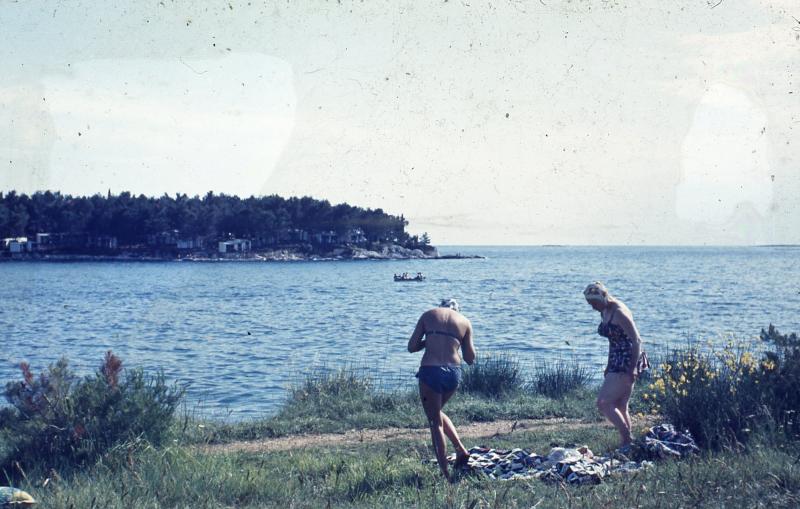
[644,326,800,449]
[0,351,184,472]
[645,346,763,448]
[281,367,404,423]
[460,353,522,397]
[289,367,373,404]
[759,325,800,437]
[527,359,592,398]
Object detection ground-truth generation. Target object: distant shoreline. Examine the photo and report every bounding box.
[0,245,485,263]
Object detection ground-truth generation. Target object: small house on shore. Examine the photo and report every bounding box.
[312,231,338,245]
[2,237,33,254]
[88,235,118,250]
[149,230,205,251]
[177,238,204,250]
[218,239,252,254]
[344,228,367,245]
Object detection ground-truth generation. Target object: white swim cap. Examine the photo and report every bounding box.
[439,298,460,312]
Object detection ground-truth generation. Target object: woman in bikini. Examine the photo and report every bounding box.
[407,298,476,481]
[584,282,650,450]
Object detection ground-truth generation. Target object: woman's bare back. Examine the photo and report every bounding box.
[408,307,475,366]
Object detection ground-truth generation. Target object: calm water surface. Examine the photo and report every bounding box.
[2,246,798,418]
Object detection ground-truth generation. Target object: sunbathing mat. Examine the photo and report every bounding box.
[432,423,699,484]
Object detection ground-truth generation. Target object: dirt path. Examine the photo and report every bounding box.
[203,417,606,454]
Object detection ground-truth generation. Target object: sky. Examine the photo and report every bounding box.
[0,0,797,245]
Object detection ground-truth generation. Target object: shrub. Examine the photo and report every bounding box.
[645,327,800,449]
[460,353,522,397]
[289,367,373,404]
[282,367,389,423]
[758,325,800,437]
[527,359,592,398]
[644,346,763,448]
[0,351,184,472]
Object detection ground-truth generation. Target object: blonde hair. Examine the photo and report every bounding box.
[583,281,610,304]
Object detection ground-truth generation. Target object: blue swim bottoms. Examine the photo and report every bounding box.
[416,365,461,394]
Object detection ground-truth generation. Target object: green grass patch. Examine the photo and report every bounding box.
[184,385,599,445]
[461,353,524,397]
[20,426,800,508]
[527,359,594,399]
[179,363,600,444]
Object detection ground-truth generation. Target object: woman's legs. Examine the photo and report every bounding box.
[419,381,451,479]
[440,390,469,464]
[419,382,469,480]
[616,392,633,435]
[596,373,634,447]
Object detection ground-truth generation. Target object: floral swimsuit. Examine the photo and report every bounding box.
[598,308,650,376]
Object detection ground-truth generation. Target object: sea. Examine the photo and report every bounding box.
[2,246,798,419]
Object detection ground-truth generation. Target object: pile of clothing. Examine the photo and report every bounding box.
[434,423,698,484]
[641,423,700,458]
[448,445,651,484]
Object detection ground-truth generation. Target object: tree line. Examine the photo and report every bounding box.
[0,191,419,246]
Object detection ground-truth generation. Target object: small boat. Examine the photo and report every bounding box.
[394,272,426,282]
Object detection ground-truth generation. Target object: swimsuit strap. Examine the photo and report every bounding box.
[426,330,462,345]
[606,307,618,326]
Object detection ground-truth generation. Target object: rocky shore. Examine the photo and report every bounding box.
[2,244,484,262]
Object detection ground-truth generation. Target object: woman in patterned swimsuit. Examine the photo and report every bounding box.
[584,282,650,449]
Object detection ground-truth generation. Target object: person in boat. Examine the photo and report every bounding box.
[407,298,476,481]
[583,282,650,450]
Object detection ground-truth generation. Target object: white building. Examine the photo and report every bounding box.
[2,237,30,253]
[177,238,204,250]
[218,239,252,254]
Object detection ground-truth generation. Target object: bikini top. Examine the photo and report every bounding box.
[425,329,462,346]
[597,308,629,342]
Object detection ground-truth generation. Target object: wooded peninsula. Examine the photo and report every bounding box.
[0,191,446,261]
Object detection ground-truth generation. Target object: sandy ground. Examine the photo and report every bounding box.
[202,417,609,454]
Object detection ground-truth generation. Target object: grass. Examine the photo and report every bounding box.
[527,359,594,399]
[181,386,600,444]
[18,424,800,508]
[460,354,524,397]
[181,361,599,445]
[5,338,800,507]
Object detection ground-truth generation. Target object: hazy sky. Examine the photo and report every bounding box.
[1,1,797,245]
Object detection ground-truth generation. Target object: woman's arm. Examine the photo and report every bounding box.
[615,310,641,379]
[461,322,476,365]
[407,316,426,353]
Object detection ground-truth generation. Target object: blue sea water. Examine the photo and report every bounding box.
[1,246,798,419]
